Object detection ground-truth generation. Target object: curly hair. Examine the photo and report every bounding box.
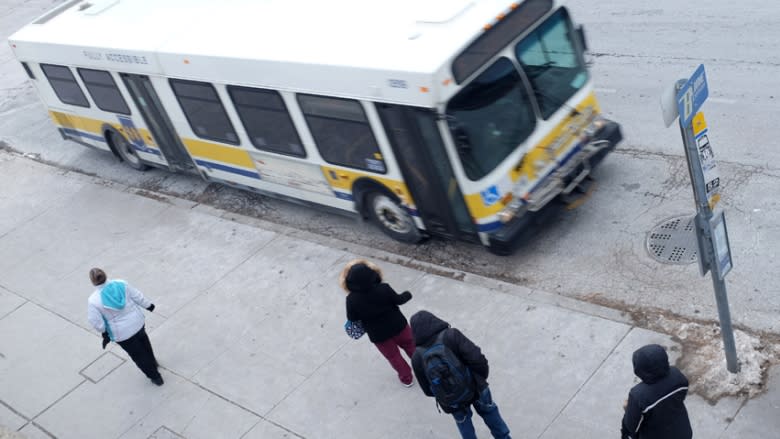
[339,259,382,294]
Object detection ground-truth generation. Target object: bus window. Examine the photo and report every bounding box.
[446,57,536,181]
[40,64,89,107]
[227,86,305,157]
[515,9,588,119]
[77,68,131,115]
[297,95,386,173]
[169,79,239,145]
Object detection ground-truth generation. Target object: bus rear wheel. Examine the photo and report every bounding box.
[110,131,148,171]
[366,192,421,243]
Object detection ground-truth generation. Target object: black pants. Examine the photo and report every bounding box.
[117,326,160,380]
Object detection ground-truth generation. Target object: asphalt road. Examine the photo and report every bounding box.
[2,0,778,334]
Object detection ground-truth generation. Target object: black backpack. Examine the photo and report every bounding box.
[421,331,476,409]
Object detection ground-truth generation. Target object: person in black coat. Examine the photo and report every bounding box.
[410,310,511,439]
[621,344,693,439]
[342,259,416,386]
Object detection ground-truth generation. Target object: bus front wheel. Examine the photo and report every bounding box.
[366,192,421,243]
[109,131,148,171]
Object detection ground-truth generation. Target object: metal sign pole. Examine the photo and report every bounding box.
[678,107,739,373]
[664,65,738,373]
[666,65,739,373]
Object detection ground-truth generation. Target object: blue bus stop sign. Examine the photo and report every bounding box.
[676,64,709,126]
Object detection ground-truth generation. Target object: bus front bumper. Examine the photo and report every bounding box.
[486,120,623,255]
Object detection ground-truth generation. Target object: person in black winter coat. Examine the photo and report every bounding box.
[342,259,416,386]
[410,310,511,439]
[621,344,693,439]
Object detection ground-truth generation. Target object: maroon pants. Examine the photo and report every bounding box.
[373,324,416,384]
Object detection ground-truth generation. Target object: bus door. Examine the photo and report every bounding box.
[120,73,194,172]
[376,104,476,241]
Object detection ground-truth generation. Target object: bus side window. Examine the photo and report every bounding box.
[227,86,305,157]
[40,64,90,108]
[297,94,386,173]
[77,68,131,115]
[169,79,240,145]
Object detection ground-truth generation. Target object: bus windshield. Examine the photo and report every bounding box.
[446,57,536,181]
[446,9,586,181]
[515,9,587,119]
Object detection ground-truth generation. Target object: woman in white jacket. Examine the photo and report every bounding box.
[87,268,163,385]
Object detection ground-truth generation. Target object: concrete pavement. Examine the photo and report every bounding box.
[0,151,777,438]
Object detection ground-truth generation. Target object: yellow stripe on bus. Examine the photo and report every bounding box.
[320,166,414,206]
[181,138,254,168]
[48,111,158,147]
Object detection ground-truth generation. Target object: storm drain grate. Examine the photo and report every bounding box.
[646,215,698,265]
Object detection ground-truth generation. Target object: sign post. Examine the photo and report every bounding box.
[663,64,738,373]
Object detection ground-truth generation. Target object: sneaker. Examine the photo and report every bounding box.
[402,379,414,388]
[151,376,164,386]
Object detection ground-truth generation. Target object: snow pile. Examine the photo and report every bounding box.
[676,322,773,402]
[0,426,25,439]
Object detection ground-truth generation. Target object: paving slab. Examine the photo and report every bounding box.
[35,363,184,439]
[720,365,780,438]
[17,423,51,439]
[80,352,126,384]
[0,302,95,418]
[192,344,308,417]
[0,401,26,432]
[0,185,170,298]
[150,238,345,380]
[0,155,81,236]
[0,286,25,320]
[115,380,260,439]
[242,419,300,439]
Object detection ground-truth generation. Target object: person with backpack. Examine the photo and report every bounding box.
[410,310,511,439]
[342,259,416,386]
[621,344,693,439]
[87,268,163,386]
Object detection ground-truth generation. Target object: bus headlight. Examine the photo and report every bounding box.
[583,115,607,138]
[498,198,526,223]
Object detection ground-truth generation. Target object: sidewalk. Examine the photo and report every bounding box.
[0,152,777,439]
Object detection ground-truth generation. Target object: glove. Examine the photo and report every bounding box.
[101,332,110,349]
[146,304,155,312]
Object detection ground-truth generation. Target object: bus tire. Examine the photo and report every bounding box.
[108,131,148,171]
[365,191,421,243]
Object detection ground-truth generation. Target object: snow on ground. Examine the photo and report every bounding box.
[0,427,25,439]
[654,315,778,402]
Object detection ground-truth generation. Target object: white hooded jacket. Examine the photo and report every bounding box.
[87,279,151,342]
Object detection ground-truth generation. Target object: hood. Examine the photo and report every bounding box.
[410,310,450,346]
[345,263,380,293]
[633,344,670,384]
[100,280,127,310]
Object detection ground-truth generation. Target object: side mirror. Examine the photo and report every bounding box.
[576,26,588,52]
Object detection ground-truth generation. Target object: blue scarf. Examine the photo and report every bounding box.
[100,281,126,341]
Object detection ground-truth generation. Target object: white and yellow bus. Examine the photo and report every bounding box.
[9,0,621,254]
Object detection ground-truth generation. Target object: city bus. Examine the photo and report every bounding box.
[9,0,622,254]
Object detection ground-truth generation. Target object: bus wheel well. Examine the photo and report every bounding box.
[352,178,398,218]
[102,125,123,161]
[103,127,149,171]
[352,178,421,244]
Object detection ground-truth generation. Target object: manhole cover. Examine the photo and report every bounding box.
[646,215,698,265]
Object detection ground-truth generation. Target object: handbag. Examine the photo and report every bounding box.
[344,320,366,339]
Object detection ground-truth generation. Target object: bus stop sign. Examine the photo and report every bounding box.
[677,64,709,127]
